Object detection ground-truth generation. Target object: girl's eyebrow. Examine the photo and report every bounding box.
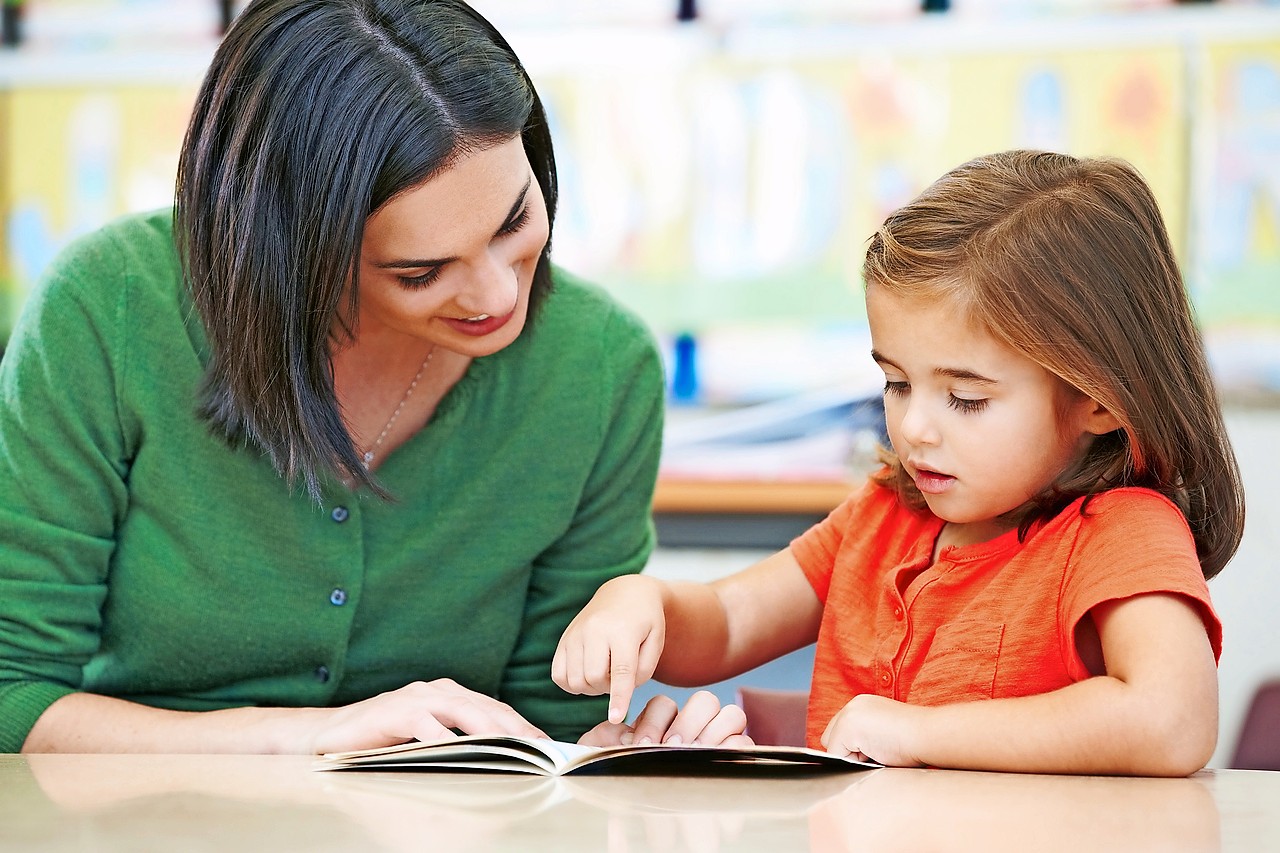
[871,350,998,385]
[936,367,999,385]
[373,178,533,270]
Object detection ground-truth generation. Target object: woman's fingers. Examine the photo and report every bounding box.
[416,679,546,739]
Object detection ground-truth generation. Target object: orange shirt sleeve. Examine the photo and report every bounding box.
[790,479,883,604]
[1058,489,1222,671]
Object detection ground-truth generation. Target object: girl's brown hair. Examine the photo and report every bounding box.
[863,149,1244,579]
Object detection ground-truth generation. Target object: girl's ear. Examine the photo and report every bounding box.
[1082,400,1123,436]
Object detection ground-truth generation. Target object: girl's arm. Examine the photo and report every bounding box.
[822,592,1217,775]
[552,547,823,726]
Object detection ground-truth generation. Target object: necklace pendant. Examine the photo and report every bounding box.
[361,450,374,468]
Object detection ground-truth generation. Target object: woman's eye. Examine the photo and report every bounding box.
[496,206,530,237]
[397,268,443,289]
[883,380,909,397]
[948,395,989,414]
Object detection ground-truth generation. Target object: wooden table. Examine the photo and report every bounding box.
[651,477,855,549]
[2,754,1276,851]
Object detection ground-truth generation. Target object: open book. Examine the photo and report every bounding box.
[314,735,879,777]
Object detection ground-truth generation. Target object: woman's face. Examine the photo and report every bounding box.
[351,135,549,357]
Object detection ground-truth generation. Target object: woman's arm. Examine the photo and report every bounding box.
[822,592,1218,775]
[24,680,546,754]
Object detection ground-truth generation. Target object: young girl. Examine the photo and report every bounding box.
[554,150,1246,775]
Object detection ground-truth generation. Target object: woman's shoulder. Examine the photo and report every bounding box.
[542,267,656,346]
[36,209,180,307]
[53,208,176,270]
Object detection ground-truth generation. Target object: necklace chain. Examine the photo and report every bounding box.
[360,347,435,469]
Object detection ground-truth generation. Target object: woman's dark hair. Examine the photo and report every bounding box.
[863,150,1245,579]
[175,0,557,499]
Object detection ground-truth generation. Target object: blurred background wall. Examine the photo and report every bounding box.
[1,0,1278,767]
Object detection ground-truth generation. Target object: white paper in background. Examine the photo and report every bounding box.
[468,0,677,30]
[696,0,922,26]
[681,323,880,405]
[19,0,222,48]
[661,380,887,481]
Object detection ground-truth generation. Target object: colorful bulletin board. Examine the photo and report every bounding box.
[1,14,1277,399]
[0,85,196,313]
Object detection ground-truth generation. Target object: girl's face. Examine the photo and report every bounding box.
[350,135,549,357]
[866,281,1113,547]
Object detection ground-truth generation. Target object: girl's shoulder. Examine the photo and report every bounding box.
[1042,487,1200,573]
[1065,487,1191,533]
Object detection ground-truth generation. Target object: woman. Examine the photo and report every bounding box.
[0,0,665,753]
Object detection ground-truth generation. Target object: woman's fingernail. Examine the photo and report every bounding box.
[609,707,622,724]
[620,731,634,745]
[666,734,682,746]
[638,736,652,745]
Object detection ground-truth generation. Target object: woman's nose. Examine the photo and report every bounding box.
[457,254,519,317]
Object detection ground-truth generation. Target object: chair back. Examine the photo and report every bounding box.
[736,686,809,747]
[1232,678,1280,770]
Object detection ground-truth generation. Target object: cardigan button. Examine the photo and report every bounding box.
[315,665,331,683]
[331,506,349,523]
[329,588,347,606]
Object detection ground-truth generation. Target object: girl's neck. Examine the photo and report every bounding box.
[932,518,1017,560]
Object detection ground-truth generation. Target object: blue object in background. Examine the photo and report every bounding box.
[670,332,701,404]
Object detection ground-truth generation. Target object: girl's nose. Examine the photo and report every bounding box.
[898,398,941,447]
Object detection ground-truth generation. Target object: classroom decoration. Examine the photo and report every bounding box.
[1,7,1278,400]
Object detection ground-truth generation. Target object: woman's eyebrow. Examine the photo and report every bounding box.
[495,178,532,233]
[373,177,533,270]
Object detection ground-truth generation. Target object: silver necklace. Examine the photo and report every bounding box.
[360,347,435,469]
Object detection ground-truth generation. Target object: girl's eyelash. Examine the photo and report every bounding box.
[496,206,530,237]
[397,267,443,290]
[884,380,988,414]
[948,395,989,414]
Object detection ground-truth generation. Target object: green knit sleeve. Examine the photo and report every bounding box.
[0,229,132,752]
[499,298,665,741]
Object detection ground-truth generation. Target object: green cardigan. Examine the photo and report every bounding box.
[0,210,664,750]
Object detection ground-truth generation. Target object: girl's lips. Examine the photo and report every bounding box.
[442,310,514,337]
[913,468,956,495]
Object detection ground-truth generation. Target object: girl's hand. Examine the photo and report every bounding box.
[820,693,925,766]
[552,575,668,726]
[306,678,546,754]
[578,691,752,749]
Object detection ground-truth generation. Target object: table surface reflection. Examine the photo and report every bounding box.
[1,754,1277,851]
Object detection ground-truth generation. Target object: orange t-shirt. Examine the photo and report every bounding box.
[790,482,1222,750]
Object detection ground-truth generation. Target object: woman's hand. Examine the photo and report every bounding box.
[579,691,752,749]
[306,678,546,755]
[820,693,924,766]
[552,574,669,726]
